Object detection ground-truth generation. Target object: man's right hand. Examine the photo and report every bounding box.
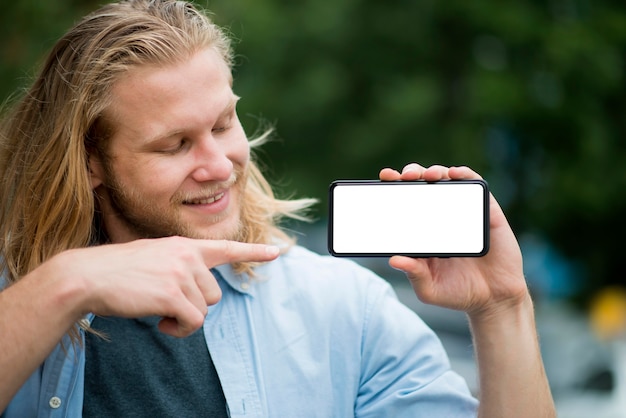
[49,236,280,337]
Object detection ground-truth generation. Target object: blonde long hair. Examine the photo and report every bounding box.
[0,0,316,288]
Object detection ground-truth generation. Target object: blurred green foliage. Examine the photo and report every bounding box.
[1,0,625,306]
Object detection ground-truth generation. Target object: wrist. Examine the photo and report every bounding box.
[467,291,535,332]
[41,251,93,321]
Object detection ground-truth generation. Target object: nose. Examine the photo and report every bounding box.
[190,135,234,183]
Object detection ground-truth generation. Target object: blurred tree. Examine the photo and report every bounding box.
[1,0,625,307]
[207,0,626,307]
[0,0,102,100]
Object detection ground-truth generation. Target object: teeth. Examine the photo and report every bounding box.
[186,192,224,205]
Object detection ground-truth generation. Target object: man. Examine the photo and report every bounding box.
[0,0,555,416]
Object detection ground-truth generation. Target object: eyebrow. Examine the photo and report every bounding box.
[145,94,240,144]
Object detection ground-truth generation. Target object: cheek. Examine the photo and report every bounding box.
[228,128,251,168]
[235,139,251,167]
[114,156,183,196]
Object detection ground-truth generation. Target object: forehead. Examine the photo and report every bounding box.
[105,48,234,140]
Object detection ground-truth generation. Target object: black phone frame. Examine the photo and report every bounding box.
[327,179,490,258]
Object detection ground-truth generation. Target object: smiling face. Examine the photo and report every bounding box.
[89,48,250,243]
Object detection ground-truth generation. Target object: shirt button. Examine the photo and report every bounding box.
[240,282,250,290]
[49,396,62,409]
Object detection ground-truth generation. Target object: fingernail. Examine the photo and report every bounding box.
[266,245,280,257]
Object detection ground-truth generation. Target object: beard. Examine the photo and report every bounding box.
[101,163,247,242]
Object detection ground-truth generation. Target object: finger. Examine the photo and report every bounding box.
[157,300,206,338]
[193,268,222,306]
[158,316,202,338]
[379,167,401,181]
[380,163,427,181]
[389,256,438,305]
[199,240,280,267]
[399,163,426,180]
[448,165,483,180]
[422,165,451,182]
[175,270,215,320]
[389,255,427,275]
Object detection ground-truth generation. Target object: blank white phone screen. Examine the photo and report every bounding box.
[330,181,488,256]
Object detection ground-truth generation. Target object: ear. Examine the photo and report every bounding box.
[88,153,105,189]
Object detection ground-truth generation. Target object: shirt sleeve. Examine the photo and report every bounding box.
[355,281,479,418]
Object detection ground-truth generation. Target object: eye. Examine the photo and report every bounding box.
[212,118,232,134]
[212,107,236,135]
[160,138,188,154]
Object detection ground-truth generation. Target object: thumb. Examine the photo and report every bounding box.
[389,256,437,305]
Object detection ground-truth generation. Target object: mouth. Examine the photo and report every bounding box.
[182,192,225,205]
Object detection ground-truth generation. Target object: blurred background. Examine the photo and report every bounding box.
[2,0,625,415]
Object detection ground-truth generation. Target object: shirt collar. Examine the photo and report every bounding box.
[213,264,256,296]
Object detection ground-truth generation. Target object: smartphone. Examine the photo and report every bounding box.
[328,179,490,257]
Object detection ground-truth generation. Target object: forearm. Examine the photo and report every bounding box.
[469,293,555,418]
[0,261,85,411]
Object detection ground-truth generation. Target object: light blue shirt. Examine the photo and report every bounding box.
[3,245,478,417]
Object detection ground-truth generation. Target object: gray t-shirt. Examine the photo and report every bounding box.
[83,315,228,417]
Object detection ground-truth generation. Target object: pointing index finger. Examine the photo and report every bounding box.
[198,240,280,267]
